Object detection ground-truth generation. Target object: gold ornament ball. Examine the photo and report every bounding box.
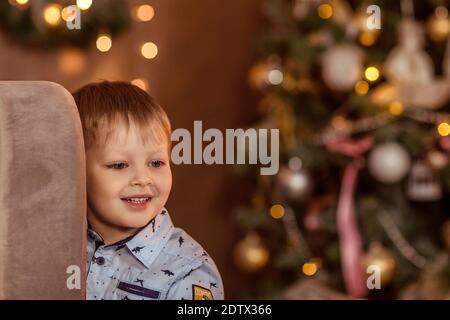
[427,14,450,42]
[248,61,268,90]
[233,232,270,273]
[363,242,396,288]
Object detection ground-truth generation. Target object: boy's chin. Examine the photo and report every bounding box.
[120,213,157,229]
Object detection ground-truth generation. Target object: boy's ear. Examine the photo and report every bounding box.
[0,81,86,299]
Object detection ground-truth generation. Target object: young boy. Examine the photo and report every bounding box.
[72,81,224,300]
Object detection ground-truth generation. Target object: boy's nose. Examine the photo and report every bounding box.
[130,176,153,187]
[130,174,153,186]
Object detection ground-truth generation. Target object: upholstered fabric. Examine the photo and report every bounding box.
[0,81,86,299]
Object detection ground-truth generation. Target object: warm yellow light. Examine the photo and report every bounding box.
[437,122,450,137]
[16,0,29,5]
[58,48,86,75]
[43,4,62,26]
[62,6,77,22]
[331,116,348,130]
[131,78,148,91]
[318,4,333,19]
[365,66,380,82]
[282,75,297,91]
[96,34,112,52]
[389,101,403,115]
[77,0,92,10]
[270,204,285,219]
[302,262,318,276]
[246,247,269,266]
[355,80,369,96]
[359,31,376,46]
[135,4,155,22]
[141,42,158,59]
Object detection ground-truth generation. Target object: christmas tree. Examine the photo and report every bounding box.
[234,0,450,299]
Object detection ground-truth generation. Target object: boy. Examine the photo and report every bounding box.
[72,81,224,300]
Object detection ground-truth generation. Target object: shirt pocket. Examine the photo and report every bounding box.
[116,281,164,300]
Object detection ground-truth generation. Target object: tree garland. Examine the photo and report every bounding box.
[0,0,130,49]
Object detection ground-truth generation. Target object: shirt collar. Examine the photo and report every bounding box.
[125,208,174,269]
[87,208,174,269]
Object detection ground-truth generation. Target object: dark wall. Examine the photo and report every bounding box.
[0,0,263,298]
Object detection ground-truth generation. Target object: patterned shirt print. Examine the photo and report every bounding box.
[86,208,224,300]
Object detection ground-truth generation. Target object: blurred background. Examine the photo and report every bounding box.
[1,0,449,299]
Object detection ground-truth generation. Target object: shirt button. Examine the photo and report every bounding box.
[96,256,105,265]
[88,232,96,241]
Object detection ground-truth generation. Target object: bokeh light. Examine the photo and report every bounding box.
[96,34,112,52]
[43,4,62,26]
[141,42,158,59]
[77,0,92,10]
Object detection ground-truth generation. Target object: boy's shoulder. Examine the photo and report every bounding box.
[152,224,221,281]
[158,227,224,299]
[162,226,213,266]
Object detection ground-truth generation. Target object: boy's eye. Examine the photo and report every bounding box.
[107,162,128,170]
[150,160,164,168]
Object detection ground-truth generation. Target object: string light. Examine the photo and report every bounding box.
[318,4,333,19]
[96,34,112,52]
[359,31,377,47]
[77,0,92,11]
[302,261,318,276]
[354,80,369,96]
[364,66,380,82]
[43,4,62,26]
[15,0,29,5]
[437,122,450,137]
[389,101,403,116]
[131,78,148,91]
[62,6,77,22]
[270,204,285,219]
[141,42,158,59]
[134,4,155,22]
[331,116,349,130]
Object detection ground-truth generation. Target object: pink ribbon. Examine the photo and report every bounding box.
[326,136,373,298]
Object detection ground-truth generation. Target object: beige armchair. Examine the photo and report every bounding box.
[0,81,86,299]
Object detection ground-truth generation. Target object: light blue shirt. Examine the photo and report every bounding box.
[86,208,224,300]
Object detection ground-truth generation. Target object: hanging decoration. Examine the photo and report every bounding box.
[407,160,443,201]
[372,1,450,110]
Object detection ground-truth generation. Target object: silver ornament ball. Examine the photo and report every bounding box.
[368,142,411,183]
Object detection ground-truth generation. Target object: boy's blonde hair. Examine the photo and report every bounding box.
[72,81,171,150]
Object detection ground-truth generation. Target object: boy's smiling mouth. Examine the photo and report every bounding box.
[120,194,153,209]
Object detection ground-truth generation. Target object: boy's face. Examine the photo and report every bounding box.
[85,119,172,240]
